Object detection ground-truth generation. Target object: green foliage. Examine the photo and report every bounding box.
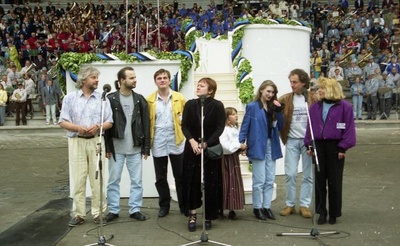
[233,58,255,104]
[238,79,254,104]
[194,52,200,70]
[58,51,195,91]
[114,52,141,63]
[59,53,102,74]
[232,28,244,51]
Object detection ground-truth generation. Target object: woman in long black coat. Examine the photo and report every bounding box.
[181,77,225,232]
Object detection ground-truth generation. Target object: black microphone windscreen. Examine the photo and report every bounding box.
[103,84,111,92]
[200,95,207,103]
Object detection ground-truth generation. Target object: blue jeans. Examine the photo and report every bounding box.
[107,153,143,214]
[251,139,276,209]
[352,95,363,119]
[284,138,313,208]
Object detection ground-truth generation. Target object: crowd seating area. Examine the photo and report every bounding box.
[0,0,399,124]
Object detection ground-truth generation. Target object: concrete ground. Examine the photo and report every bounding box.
[0,127,399,246]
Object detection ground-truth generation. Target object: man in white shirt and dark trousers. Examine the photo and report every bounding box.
[147,69,186,217]
[11,81,27,126]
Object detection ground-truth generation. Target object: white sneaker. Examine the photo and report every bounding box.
[53,123,58,125]
[46,122,49,125]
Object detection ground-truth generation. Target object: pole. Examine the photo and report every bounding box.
[157,0,161,50]
[125,0,129,53]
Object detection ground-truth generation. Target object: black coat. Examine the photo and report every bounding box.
[181,97,225,220]
[105,91,150,160]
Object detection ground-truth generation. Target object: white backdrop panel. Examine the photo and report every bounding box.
[241,24,311,175]
[66,60,188,198]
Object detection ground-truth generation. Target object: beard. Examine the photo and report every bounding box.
[124,82,136,90]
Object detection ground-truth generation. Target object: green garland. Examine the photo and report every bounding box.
[234,58,254,104]
[58,51,196,92]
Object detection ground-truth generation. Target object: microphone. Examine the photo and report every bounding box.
[102,84,111,99]
[200,95,207,104]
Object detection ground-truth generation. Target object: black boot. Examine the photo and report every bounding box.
[317,213,327,225]
[188,213,197,232]
[253,209,267,220]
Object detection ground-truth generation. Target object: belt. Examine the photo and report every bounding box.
[77,135,95,139]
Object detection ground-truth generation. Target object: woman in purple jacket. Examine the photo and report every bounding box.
[305,77,356,225]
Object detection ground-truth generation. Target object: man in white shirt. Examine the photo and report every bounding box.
[11,81,27,125]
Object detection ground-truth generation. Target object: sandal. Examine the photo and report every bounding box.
[188,213,197,232]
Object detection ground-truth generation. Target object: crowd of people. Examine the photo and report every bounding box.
[307,0,400,120]
[0,0,399,125]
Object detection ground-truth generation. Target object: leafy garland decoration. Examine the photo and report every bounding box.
[57,50,197,91]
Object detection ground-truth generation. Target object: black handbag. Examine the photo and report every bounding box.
[205,144,223,160]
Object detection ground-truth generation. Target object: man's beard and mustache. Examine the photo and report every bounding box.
[125,82,136,90]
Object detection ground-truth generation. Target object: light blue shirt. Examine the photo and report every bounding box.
[322,101,334,123]
[152,93,184,157]
[59,89,113,137]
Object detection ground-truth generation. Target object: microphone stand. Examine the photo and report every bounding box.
[182,96,230,246]
[276,91,339,246]
[86,91,114,246]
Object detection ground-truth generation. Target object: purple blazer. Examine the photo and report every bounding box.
[304,100,356,152]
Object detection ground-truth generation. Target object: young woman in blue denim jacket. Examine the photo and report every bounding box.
[239,80,284,221]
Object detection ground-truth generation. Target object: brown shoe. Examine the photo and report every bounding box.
[299,207,312,218]
[280,206,296,216]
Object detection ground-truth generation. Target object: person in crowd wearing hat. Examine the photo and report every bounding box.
[37,72,48,116]
[350,76,367,120]
[7,64,22,87]
[363,55,380,80]
[346,60,363,87]
[34,52,47,71]
[385,56,400,74]
[369,19,383,37]
[41,78,58,125]
[328,60,344,79]
[365,72,380,120]
[10,80,27,125]
[23,72,36,118]
[379,71,395,120]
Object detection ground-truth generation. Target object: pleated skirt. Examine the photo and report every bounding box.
[221,152,245,210]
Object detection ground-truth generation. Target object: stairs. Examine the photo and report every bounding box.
[1,99,64,134]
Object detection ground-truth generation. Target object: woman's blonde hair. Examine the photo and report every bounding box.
[317,77,345,101]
